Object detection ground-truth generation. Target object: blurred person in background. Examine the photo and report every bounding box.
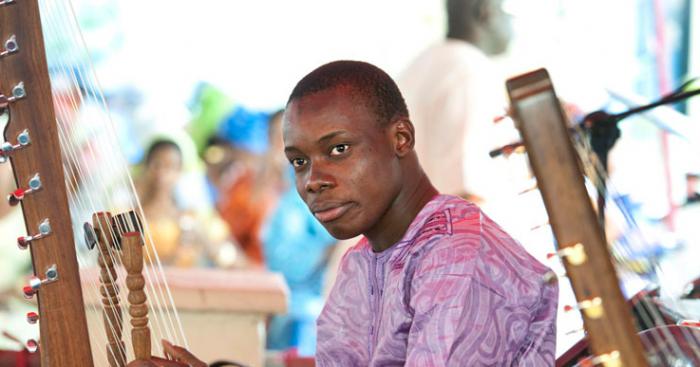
[187,83,237,159]
[136,137,244,268]
[261,110,337,357]
[136,139,200,266]
[398,0,515,204]
[202,136,250,206]
[210,106,277,267]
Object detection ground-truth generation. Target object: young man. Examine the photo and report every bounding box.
[157,60,557,366]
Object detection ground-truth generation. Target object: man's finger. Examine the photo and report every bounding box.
[150,356,188,367]
[162,339,176,359]
[161,340,206,367]
[125,358,185,367]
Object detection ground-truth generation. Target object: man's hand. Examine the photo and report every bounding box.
[162,340,207,367]
[126,357,182,367]
[125,340,206,367]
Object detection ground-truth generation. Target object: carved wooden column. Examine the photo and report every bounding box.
[121,232,151,361]
[93,212,126,367]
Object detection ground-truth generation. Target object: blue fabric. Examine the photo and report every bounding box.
[217,105,270,154]
[262,173,336,354]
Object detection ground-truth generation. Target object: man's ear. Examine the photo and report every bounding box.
[474,0,493,26]
[391,118,415,157]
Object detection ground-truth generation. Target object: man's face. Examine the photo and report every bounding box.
[283,87,401,239]
[146,146,182,192]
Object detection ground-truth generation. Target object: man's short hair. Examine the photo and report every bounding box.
[446,0,483,39]
[287,60,409,125]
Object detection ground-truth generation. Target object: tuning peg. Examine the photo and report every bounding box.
[564,297,604,319]
[492,107,512,124]
[0,129,31,164]
[26,311,39,324]
[23,280,39,299]
[489,141,525,158]
[17,219,51,250]
[0,34,17,57]
[4,82,25,101]
[8,173,41,205]
[12,82,24,98]
[25,339,38,353]
[23,264,58,299]
[0,82,25,109]
[546,243,587,266]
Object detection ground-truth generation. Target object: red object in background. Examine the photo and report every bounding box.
[0,331,40,366]
[282,348,315,367]
[0,349,40,367]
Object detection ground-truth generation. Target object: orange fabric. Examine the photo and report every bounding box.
[218,171,274,266]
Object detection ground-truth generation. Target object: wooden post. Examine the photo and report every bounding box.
[507,68,648,367]
[121,232,151,361]
[1,2,94,365]
[93,212,127,367]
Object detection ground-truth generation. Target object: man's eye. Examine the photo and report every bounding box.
[330,144,350,156]
[290,158,307,168]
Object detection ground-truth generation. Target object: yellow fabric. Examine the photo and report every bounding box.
[144,217,181,263]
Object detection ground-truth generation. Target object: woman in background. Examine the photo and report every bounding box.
[137,138,245,268]
[136,139,195,266]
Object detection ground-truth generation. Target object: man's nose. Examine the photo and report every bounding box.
[305,163,335,193]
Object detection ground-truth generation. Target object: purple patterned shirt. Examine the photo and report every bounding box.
[316,195,558,366]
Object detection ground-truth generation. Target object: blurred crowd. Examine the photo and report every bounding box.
[132,84,340,356]
[0,80,339,358]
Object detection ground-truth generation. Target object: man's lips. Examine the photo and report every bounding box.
[312,202,354,223]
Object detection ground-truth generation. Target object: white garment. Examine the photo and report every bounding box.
[398,40,516,201]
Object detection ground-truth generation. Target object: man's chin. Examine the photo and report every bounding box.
[324,224,363,240]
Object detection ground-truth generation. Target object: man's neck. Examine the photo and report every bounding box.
[445,35,490,55]
[365,172,438,253]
